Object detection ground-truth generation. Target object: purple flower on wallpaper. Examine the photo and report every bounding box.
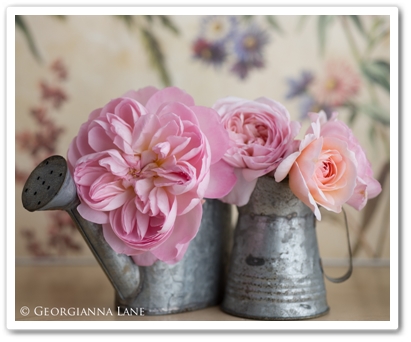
[192,16,272,80]
[192,38,227,66]
[285,71,314,99]
[230,58,264,80]
[299,94,334,120]
[232,24,269,64]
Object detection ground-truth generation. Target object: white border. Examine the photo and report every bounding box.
[6,5,399,331]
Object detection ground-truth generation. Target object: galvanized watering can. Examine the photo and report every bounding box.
[221,175,352,320]
[21,155,231,315]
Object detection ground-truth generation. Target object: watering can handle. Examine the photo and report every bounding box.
[320,208,353,283]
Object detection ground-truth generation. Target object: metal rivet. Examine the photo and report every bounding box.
[34,191,37,195]
[37,176,40,180]
[42,181,45,185]
[59,173,63,177]
[25,188,28,193]
[47,186,50,190]
[50,170,53,174]
[37,201,41,205]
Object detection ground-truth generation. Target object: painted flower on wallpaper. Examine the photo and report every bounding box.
[311,59,361,107]
[231,25,269,79]
[285,71,314,99]
[285,60,360,120]
[192,16,272,80]
[213,96,300,206]
[299,94,334,120]
[199,15,238,43]
[275,111,381,220]
[16,58,81,257]
[68,86,236,266]
[233,24,269,63]
[192,16,236,68]
[192,38,227,66]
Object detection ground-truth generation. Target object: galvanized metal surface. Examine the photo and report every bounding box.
[116,199,232,315]
[22,155,231,315]
[21,155,141,302]
[221,176,329,320]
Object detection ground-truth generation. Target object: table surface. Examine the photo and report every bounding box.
[14,264,390,322]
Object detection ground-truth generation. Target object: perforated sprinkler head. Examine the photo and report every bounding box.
[22,155,78,212]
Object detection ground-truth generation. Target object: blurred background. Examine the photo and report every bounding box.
[15,15,390,265]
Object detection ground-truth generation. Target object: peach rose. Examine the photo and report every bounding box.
[309,112,382,211]
[274,113,358,220]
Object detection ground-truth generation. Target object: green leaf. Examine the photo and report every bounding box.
[360,59,390,92]
[53,15,67,21]
[158,16,179,35]
[348,15,367,38]
[266,16,283,35]
[368,123,376,143]
[296,15,309,33]
[367,27,389,52]
[348,104,358,126]
[360,103,390,126]
[362,161,389,227]
[140,28,171,87]
[145,15,154,22]
[15,15,41,62]
[241,15,253,22]
[352,160,390,256]
[117,15,134,29]
[318,16,334,55]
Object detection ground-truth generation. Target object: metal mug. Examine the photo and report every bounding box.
[221,175,329,320]
[21,155,232,315]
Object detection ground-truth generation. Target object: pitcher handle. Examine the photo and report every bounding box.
[320,208,353,283]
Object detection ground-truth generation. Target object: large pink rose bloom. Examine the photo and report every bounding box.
[275,111,381,220]
[68,86,235,266]
[213,96,301,206]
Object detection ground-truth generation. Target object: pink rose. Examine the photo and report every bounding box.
[309,111,382,210]
[68,86,235,266]
[275,111,381,220]
[213,96,301,206]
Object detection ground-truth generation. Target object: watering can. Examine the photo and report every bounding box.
[21,155,231,315]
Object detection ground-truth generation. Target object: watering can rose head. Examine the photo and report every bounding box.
[213,96,301,206]
[67,86,236,266]
[274,111,382,220]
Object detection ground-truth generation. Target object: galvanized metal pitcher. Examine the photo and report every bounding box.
[221,175,329,320]
[21,155,231,315]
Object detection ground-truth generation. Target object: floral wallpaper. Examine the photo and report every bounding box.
[15,14,391,262]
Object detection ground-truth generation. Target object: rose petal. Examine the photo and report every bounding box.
[77,203,109,224]
[192,106,229,164]
[151,203,202,263]
[288,163,322,220]
[220,168,258,206]
[123,86,159,106]
[102,223,140,255]
[145,87,195,114]
[205,160,236,199]
[131,252,159,266]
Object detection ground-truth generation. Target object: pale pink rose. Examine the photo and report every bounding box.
[308,111,382,211]
[275,111,381,220]
[213,96,301,206]
[68,86,235,266]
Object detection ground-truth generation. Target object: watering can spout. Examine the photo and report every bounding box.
[21,155,141,301]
